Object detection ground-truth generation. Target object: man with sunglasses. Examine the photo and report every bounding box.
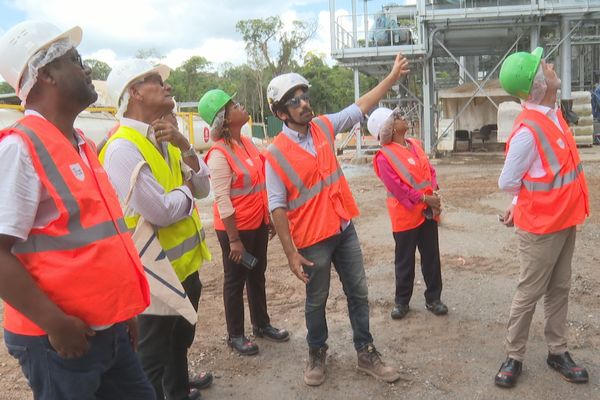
[100,60,213,400]
[0,21,154,399]
[265,53,409,386]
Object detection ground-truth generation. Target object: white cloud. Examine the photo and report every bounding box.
[4,0,425,71]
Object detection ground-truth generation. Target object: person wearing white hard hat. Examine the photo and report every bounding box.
[369,107,447,322]
[264,53,409,386]
[0,21,155,399]
[99,60,212,400]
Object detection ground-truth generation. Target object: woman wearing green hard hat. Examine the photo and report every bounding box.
[199,89,289,356]
[495,47,590,388]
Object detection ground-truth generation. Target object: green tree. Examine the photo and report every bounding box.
[83,59,112,81]
[135,48,164,60]
[0,81,14,94]
[236,16,315,124]
[168,56,220,103]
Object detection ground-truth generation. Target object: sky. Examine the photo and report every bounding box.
[0,0,414,72]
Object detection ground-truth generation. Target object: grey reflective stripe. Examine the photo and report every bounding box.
[16,123,83,231]
[268,143,345,211]
[288,168,344,211]
[380,146,431,190]
[163,228,205,261]
[13,220,120,254]
[116,218,129,234]
[11,123,122,254]
[522,119,561,175]
[215,142,264,198]
[523,163,584,192]
[312,117,335,152]
[230,182,266,196]
[386,191,394,198]
[268,145,307,194]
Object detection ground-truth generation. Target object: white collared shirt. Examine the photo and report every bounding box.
[101,118,210,228]
[0,110,90,240]
[498,102,565,198]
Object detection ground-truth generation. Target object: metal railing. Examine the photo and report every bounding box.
[334,11,419,51]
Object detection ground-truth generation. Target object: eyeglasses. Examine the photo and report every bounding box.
[135,74,165,87]
[71,52,84,69]
[284,92,310,109]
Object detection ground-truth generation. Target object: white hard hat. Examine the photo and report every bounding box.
[0,21,82,96]
[267,72,310,114]
[367,107,394,139]
[106,59,170,107]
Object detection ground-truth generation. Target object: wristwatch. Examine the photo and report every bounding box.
[182,145,196,158]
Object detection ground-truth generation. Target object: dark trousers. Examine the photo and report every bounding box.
[393,219,443,305]
[216,224,270,337]
[4,323,155,400]
[137,272,201,400]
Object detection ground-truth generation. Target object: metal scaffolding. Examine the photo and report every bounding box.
[329,0,600,155]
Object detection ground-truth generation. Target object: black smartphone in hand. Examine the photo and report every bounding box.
[240,251,258,270]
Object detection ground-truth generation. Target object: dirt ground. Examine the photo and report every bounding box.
[1,150,599,400]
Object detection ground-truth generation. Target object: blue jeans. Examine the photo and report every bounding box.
[4,323,155,400]
[299,222,373,351]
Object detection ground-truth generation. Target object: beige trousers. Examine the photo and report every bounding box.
[505,226,576,362]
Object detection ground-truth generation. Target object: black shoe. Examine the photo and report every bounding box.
[547,352,589,383]
[188,388,202,400]
[391,304,409,320]
[227,335,259,355]
[253,325,290,342]
[425,300,448,316]
[190,371,213,389]
[495,357,522,388]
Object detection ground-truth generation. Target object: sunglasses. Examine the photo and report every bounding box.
[284,92,310,109]
[135,74,165,87]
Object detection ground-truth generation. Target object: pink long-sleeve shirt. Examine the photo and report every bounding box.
[375,145,438,210]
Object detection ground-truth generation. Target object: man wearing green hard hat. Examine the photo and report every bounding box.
[495,47,590,388]
[198,89,289,356]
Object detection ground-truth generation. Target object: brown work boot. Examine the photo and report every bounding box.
[304,345,328,386]
[357,344,401,383]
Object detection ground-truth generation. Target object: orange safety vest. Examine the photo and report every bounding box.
[264,116,359,249]
[373,138,435,232]
[1,116,150,335]
[205,136,269,231]
[507,108,589,234]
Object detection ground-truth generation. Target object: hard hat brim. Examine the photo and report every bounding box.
[16,25,82,93]
[117,64,171,106]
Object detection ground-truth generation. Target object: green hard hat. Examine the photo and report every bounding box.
[499,47,544,100]
[198,89,233,125]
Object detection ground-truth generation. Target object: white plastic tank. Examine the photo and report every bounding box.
[497,101,522,143]
[0,108,23,129]
[73,110,118,144]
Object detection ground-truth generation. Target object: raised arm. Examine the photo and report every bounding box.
[355,53,410,114]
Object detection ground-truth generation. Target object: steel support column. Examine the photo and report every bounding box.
[561,17,572,100]
[422,59,434,154]
[354,68,362,156]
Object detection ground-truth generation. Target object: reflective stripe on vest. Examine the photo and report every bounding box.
[521,119,584,192]
[214,142,266,197]
[312,118,335,152]
[267,144,343,211]
[12,123,127,254]
[379,146,432,190]
[163,228,206,260]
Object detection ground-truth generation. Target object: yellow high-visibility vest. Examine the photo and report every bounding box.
[100,125,211,282]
